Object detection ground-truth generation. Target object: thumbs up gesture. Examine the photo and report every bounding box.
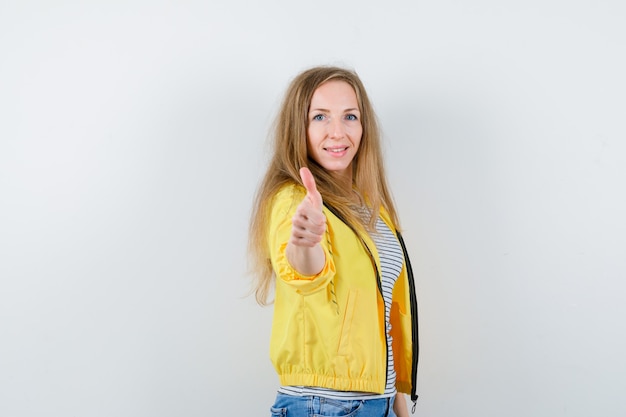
[286,167,327,276]
[290,167,326,247]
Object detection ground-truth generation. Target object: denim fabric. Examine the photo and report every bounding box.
[270,393,396,417]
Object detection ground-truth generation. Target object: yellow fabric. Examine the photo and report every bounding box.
[268,184,415,395]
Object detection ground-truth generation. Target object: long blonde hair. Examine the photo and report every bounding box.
[249,66,400,305]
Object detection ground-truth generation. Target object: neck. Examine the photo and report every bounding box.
[331,171,353,194]
[330,172,365,206]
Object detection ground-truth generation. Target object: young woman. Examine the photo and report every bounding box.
[249,66,418,417]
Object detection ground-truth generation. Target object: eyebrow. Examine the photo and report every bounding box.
[309,107,360,113]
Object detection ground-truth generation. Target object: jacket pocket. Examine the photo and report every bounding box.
[337,289,358,356]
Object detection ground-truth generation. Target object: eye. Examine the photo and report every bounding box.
[345,114,358,121]
[312,114,325,121]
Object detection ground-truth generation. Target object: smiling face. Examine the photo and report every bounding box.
[306,80,363,184]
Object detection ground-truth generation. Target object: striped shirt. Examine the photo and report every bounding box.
[278,214,404,400]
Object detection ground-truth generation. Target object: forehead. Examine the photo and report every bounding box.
[310,80,359,107]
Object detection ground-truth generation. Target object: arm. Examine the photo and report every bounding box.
[393,393,409,417]
[285,243,325,276]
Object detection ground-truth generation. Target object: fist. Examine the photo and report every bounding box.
[290,167,326,247]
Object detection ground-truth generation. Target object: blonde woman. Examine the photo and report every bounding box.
[249,66,418,417]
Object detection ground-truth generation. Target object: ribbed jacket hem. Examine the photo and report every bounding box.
[279,373,385,395]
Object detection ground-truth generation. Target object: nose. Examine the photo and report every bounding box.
[328,117,345,139]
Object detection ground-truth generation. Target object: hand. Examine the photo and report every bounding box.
[290,167,326,247]
[393,393,410,417]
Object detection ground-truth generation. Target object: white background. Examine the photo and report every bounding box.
[1,1,625,416]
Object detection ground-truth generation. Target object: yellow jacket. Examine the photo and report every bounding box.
[268,184,419,402]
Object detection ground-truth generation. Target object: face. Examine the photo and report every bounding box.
[306,80,362,182]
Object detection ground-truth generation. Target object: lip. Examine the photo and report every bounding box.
[324,146,349,157]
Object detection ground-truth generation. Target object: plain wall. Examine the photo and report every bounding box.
[1,1,625,416]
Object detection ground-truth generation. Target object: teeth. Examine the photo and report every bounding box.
[328,147,347,153]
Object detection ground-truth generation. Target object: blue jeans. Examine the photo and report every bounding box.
[270,393,396,417]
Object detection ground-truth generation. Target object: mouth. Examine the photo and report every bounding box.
[324,146,349,153]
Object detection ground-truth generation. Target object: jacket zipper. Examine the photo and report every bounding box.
[397,231,419,411]
[360,237,388,390]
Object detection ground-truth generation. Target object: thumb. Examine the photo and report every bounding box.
[299,167,322,209]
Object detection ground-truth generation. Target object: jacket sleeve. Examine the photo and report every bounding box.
[268,185,336,295]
